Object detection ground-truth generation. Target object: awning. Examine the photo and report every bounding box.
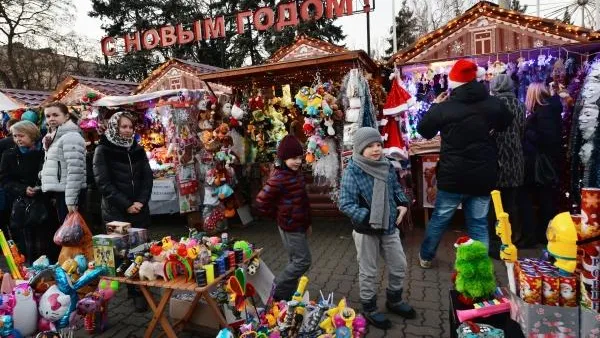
[0,92,24,111]
[92,89,211,107]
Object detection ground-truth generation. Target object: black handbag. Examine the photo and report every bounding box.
[534,153,558,186]
[10,195,48,229]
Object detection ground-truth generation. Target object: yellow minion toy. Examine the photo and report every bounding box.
[546,212,578,274]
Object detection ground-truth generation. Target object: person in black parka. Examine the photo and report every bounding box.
[93,112,153,229]
[519,83,563,247]
[417,59,513,269]
[0,121,56,263]
[93,112,152,312]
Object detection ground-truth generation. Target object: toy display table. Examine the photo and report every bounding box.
[105,248,262,338]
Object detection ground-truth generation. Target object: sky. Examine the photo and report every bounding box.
[74,0,577,58]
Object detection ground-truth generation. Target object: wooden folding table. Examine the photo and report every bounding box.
[105,248,262,338]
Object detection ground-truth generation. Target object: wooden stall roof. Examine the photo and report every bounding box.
[134,58,226,94]
[389,1,600,65]
[0,88,51,107]
[197,50,378,87]
[44,75,139,105]
[267,35,348,64]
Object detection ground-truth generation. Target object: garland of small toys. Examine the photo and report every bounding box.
[296,77,342,185]
[216,275,367,338]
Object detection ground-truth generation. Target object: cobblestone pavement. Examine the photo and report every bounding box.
[73,216,539,338]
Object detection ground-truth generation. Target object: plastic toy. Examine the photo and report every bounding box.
[456,288,511,323]
[490,190,517,293]
[13,283,37,336]
[164,254,193,281]
[233,241,252,259]
[453,236,497,305]
[546,212,578,274]
[227,268,256,312]
[0,231,22,279]
[124,255,143,278]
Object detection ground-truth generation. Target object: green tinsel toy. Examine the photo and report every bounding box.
[453,236,497,305]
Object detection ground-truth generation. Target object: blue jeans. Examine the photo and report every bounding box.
[420,189,490,261]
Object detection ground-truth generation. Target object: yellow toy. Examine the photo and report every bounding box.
[491,191,517,263]
[61,259,80,281]
[491,190,517,293]
[546,212,578,274]
[319,298,354,334]
[161,236,174,251]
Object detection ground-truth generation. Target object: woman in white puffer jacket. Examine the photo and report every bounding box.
[41,102,86,223]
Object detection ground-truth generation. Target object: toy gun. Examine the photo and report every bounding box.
[0,231,21,280]
[490,190,517,293]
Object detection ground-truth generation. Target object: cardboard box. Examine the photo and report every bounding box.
[127,228,148,248]
[509,290,579,337]
[168,293,219,329]
[106,221,131,235]
[92,234,127,276]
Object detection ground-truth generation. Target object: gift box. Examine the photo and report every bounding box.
[577,190,600,313]
[509,290,579,337]
[106,221,131,235]
[580,305,600,337]
[127,228,148,248]
[92,234,127,276]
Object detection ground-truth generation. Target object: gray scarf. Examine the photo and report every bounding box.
[352,153,390,230]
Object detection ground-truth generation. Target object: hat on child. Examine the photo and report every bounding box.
[353,127,383,155]
[277,135,304,160]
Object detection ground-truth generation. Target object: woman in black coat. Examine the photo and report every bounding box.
[0,121,53,263]
[93,112,152,312]
[519,82,563,247]
[93,112,153,229]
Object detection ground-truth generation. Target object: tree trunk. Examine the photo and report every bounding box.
[6,35,23,88]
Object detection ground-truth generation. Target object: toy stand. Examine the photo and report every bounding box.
[104,248,262,338]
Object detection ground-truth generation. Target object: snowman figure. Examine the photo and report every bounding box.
[13,283,37,336]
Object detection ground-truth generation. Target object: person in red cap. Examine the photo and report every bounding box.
[255,135,312,301]
[417,59,513,269]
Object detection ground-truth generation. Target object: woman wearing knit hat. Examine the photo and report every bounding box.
[255,135,312,301]
[339,127,416,329]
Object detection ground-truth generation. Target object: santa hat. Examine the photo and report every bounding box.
[382,115,408,160]
[383,73,416,115]
[454,236,474,248]
[448,59,485,88]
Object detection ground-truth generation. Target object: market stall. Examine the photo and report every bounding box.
[196,35,382,216]
[387,0,600,216]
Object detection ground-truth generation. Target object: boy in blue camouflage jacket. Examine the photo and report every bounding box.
[339,127,416,329]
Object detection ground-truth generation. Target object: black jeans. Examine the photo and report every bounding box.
[520,184,557,243]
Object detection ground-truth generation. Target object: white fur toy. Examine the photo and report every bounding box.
[139,261,156,281]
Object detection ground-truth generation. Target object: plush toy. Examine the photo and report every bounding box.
[13,283,37,336]
[295,86,311,110]
[324,118,335,136]
[453,237,496,305]
[305,93,323,117]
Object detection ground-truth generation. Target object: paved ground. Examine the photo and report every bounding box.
[69,215,539,337]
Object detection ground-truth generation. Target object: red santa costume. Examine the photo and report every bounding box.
[381,73,415,160]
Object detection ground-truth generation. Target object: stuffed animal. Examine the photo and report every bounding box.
[453,237,496,305]
[139,261,157,281]
[13,283,37,336]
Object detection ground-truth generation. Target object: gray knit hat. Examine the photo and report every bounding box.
[490,74,514,95]
[353,127,383,155]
